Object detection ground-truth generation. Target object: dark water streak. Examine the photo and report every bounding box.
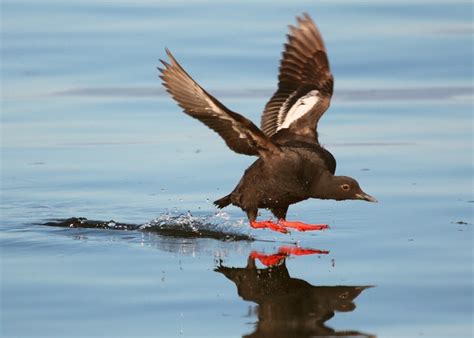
[41,216,254,241]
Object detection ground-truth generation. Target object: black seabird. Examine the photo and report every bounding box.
[159,13,377,234]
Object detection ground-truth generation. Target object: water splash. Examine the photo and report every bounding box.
[140,210,252,241]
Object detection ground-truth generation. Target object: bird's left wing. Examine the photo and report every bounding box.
[260,13,334,144]
[159,49,280,157]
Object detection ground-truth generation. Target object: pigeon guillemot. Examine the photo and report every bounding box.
[159,13,377,234]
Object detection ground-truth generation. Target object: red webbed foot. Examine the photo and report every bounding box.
[278,219,329,231]
[250,220,288,234]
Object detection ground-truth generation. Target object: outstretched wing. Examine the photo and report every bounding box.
[159,49,280,157]
[260,13,334,143]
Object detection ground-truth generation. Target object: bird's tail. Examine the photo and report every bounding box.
[214,194,232,209]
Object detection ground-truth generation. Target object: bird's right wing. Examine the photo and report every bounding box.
[159,49,281,157]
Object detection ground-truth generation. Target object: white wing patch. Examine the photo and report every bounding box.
[277,90,320,131]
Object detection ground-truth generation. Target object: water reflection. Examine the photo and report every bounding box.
[43,216,373,337]
[216,251,374,338]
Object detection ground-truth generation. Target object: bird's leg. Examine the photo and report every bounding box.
[278,219,329,231]
[247,209,288,234]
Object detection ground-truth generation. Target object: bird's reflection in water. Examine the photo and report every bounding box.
[216,247,374,338]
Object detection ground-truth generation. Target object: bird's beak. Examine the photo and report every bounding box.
[355,192,378,203]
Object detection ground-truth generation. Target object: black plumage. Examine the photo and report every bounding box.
[159,13,376,233]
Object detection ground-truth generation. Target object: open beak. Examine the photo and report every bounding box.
[355,192,378,203]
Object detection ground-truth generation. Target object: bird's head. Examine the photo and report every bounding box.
[313,174,378,203]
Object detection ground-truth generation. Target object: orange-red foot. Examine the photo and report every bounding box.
[250,251,286,267]
[250,220,288,234]
[278,246,330,256]
[278,219,329,231]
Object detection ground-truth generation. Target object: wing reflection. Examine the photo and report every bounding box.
[216,248,374,338]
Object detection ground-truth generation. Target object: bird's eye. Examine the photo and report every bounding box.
[339,291,349,299]
[341,184,350,191]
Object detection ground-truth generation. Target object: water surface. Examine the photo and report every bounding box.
[1,1,473,337]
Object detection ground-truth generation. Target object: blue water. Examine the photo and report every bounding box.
[1,1,473,337]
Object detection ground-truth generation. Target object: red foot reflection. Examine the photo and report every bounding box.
[250,246,329,267]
